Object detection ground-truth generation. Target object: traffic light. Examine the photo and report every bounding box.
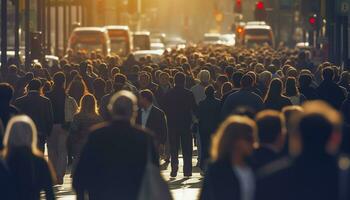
[308,14,318,30]
[254,1,267,21]
[234,0,242,13]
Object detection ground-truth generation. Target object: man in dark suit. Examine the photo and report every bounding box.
[256,102,346,200]
[221,74,264,119]
[317,67,346,109]
[163,72,197,177]
[137,89,168,155]
[252,110,286,170]
[73,90,159,200]
[14,79,53,152]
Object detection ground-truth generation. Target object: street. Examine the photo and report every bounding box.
[49,152,202,200]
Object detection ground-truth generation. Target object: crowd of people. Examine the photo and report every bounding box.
[0,44,349,200]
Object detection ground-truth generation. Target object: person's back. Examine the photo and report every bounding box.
[7,147,55,200]
[15,80,53,136]
[222,74,264,118]
[317,67,345,109]
[73,90,158,200]
[164,85,197,130]
[256,101,344,200]
[3,115,55,200]
[222,89,264,118]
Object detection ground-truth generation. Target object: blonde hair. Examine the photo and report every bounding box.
[2,115,40,156]
[211,115,258,161]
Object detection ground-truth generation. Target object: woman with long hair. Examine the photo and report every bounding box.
[264,78,292,111]
[200,115,258,200]
[285,77,306,105]
[67,74,89,104]
[3,115,55,200]
[69,94,103,171]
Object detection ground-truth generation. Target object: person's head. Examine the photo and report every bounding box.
[285,77,299,97]
[197,70,211,85]
[258,71,272,86]
[298,101,342,154]
[240,74,254,89]
[93,78,106,94]
[3,115,39,155]
[108,90,138,123]
[232,71,244,88]
[256,110,286,150]
[0,83,14,105]
[205,85,215,98]
[158,72,170,86]
[216,75,229,89]
[299,74,313,88]
[322,67,335,81]
[221,82,233,95]
[174,72,186,87]
[27,79,42,92]
[79,93,99,115]
[265,78,283,100]
[211,115,257,163]
[52,72,66,89]
[113,73,127,91]
[139,89,154,109]
[138,72,151,88]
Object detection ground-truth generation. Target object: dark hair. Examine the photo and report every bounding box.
[322,67,334,81]
[299,74,312,88]
[256,110,284,144]
[53,72,66,89]
[240,74,254,88]
[0,83,14,103]
[285,77,299,97]
[174,72,186,86]
[79,93,98,114]
[140,89,154,103]
[93,78,106,91]
[232,71,244,87]
[299,114,333,150]
[205,85,215,98]
[27,79,42,91]
[265,78,283,102]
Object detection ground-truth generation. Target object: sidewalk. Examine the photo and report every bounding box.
[49,155,202,200]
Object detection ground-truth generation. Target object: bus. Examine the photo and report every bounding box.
[133,32,151,51]
[68,27,111,56]
[242,22,275,48]
[104,25,132,57]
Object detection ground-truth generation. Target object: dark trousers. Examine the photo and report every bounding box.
[169,128,193,175]
[199,132,211,171]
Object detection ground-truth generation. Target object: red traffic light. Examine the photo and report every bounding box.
[256,1,265,10]
[235,0,242,13]
[309,16,316,25]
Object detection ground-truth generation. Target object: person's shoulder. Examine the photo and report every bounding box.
[256,156,293,180]
[151,105,165,115]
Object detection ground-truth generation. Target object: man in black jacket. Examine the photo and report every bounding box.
[73,90,159,200]
[256,101,346,200]
[252,110,286,170]
[14,79,53,152]
[137,89,168,154]
[317,67,346,109]
[163,72,197,177]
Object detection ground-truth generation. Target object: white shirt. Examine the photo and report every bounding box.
[233,165,255,200]
[190,84,206,104]
[141,105,153,128]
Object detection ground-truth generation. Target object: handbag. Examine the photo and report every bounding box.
[137,138,173,200]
